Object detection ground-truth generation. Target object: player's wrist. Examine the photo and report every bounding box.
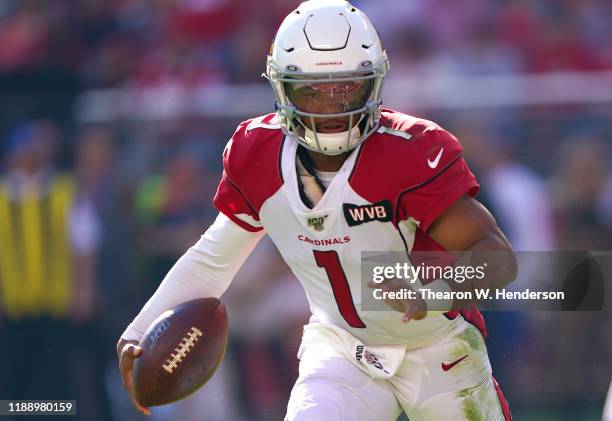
[121,323,145,343]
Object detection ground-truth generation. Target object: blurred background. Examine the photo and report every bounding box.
[0,0,611,420]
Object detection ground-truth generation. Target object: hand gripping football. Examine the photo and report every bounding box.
[132,298,228,406]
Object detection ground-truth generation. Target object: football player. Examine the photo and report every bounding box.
[118,1,517,419]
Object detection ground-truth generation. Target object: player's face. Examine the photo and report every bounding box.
[286,79,373,133]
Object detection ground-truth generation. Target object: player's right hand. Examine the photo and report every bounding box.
[367,278,427,322]
[117,338,151,416]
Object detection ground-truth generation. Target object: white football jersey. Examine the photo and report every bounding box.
[214,109,486,347]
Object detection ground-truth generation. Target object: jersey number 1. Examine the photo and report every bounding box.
[313,250,366,328]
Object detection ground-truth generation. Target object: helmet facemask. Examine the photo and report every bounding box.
[265,61,388,155]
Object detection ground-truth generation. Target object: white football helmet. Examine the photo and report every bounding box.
[264,0,389,155]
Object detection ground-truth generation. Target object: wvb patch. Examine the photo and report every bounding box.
[343,200,392,226]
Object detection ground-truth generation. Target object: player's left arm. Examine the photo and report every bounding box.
[371,195,517,321]
[428,193,518,292]
[369,126,517,321]
[411,128,518,309]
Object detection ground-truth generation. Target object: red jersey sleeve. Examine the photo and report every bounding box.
[213,114,285,232]
[399,128,479,232]
[214,170,263,232]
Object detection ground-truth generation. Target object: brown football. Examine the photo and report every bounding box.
[132,297,228,407]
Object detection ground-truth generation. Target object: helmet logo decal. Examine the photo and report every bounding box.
[315,61,343,66]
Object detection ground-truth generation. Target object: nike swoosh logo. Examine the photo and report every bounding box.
[427,148,444,169]
[441,354,468,371]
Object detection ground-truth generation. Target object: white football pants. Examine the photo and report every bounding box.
[285,323,510,421]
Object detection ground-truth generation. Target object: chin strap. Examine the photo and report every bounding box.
[296,146,326,209]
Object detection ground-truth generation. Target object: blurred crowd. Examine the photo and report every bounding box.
[1,0,612,87]
[0,0,611,420]
[359,0,612,76]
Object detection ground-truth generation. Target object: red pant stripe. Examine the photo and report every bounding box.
[492,376,512,420]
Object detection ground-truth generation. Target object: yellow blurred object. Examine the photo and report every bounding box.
[0,174,74,320]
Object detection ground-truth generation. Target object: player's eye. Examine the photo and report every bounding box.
[287,86,321,107]
[300,88,318,98]
[284,78,374,112]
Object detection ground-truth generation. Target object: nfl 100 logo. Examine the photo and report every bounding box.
[307,215,328,232]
